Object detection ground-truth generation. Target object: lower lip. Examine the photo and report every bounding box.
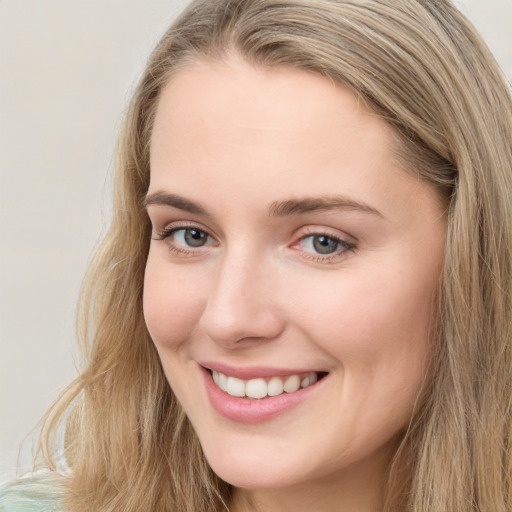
[201,367,325,424]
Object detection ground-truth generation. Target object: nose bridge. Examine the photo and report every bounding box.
[200,244,283,347]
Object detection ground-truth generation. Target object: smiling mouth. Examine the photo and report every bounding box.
[210,370,328,399]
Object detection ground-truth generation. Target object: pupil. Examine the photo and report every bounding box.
[184,229,206,247]
[313,235,338,255]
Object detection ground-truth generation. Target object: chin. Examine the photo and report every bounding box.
[206,456,308,490]
[196,432,327,490]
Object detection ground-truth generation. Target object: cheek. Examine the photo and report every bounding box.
[143,259,209,409]
[305,271,435,439]
[143,257,206,351]
[291,262,436,392]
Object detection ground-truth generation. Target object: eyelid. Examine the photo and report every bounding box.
[153,220,216,239]
[295,225,357,246]
[155,226,215,243]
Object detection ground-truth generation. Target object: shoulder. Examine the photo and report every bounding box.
[0,472,65,512]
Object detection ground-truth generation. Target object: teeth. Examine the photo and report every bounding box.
[218,372,228,392]
[267,376,284,396]
[226,376,245,397]
[211,370,320,399]
[245,378,267,399]
[283,375,300,393]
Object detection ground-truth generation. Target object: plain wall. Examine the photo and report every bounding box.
[1,0,511,481]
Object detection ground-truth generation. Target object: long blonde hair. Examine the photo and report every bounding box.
[39,1,512,510]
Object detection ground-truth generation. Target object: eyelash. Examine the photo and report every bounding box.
[153,224,356,263]
[153,224,217,256]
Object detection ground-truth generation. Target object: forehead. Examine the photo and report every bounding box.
[152,59,394,177]
[154,56,376,125]
[148,56,443,223]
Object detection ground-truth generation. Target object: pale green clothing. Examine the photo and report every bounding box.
[0,473,64,512]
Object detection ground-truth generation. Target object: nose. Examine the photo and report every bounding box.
[200,250,285,348]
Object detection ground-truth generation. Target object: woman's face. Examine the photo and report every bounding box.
[144,57,446,506]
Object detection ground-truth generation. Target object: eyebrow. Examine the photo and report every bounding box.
[268,196,384,218]
[144,192,209,215]
[144,192,383,219]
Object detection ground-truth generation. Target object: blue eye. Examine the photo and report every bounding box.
[301,234,340,255]
[310,235,339,254]
[154,226,216,254]
[173,228,210,248]
[298,233,354,258]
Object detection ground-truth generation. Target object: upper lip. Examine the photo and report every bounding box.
[199,361,326,380]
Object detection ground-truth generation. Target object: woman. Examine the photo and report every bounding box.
[2,0,511,511]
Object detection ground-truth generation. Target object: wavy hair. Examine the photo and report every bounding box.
[38,1,512,510]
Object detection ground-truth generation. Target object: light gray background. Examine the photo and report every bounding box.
[1,0,511,481]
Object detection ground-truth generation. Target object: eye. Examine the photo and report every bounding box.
[174,228,210,248]
[303,234,341,255]
[153,225,217,255]
[295,232,356,262]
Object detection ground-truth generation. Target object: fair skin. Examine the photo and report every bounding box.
[143,56,446,512]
